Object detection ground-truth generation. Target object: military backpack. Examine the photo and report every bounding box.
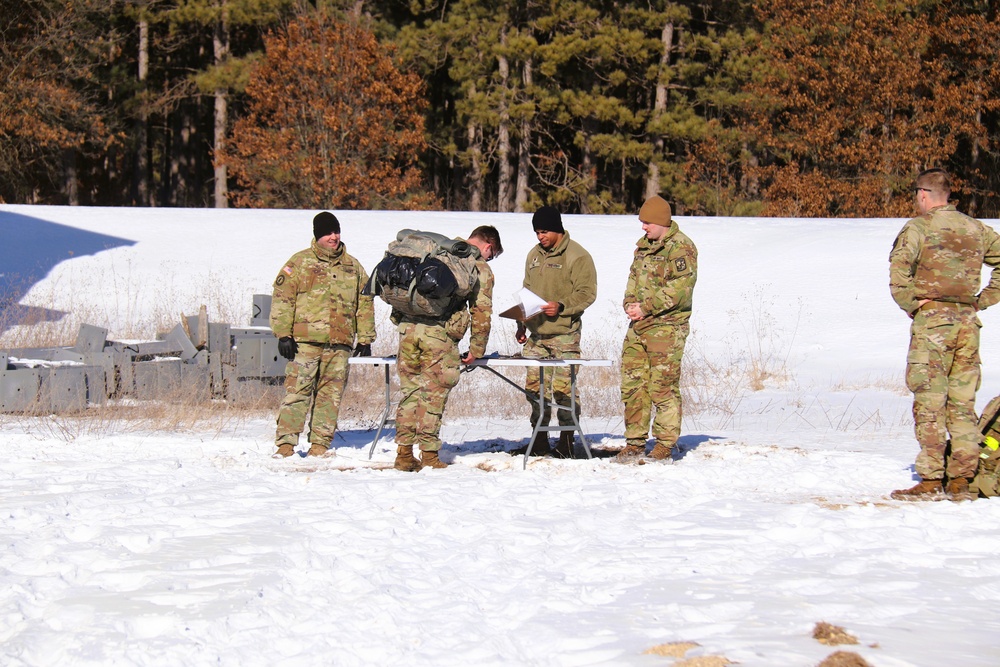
[364,229,480,319]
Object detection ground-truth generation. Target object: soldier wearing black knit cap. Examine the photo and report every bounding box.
[513,206,597,458]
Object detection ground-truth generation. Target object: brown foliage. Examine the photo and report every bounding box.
[744,0,985,217]
[221,13,439,210]
[0,0,114,203]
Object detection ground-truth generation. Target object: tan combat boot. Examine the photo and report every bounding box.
[615,443,645,462]
[420,449,449,469]
[273,444,295,459]
[394,445,421,472]
[554,431,575,459]
[946,477,976,502]
[890,478,944,501]
[649,443,673,461]
[307,444,334,458]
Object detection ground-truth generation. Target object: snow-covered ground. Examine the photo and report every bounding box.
[2,204,1000,667]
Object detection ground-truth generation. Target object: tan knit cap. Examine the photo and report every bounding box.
[639,195,672,226]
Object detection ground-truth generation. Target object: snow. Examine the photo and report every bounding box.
[3,204,1000,667]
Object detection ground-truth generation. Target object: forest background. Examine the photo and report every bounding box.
[3,0,1000,218]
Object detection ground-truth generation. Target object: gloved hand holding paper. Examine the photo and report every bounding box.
[499,288,547,322]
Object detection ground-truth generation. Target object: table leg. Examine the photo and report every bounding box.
[567,365,593,459]
[523,365,549,469]
[367,363,395,460]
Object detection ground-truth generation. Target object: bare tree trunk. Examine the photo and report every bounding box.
[497,39,512,213]
[467,119,483,212]
[644,21,673,202]
[135,15,150,206]
[969,104,982,216]
[64,149,79,205]
[514,59,533,213]
[169,106,195,206]
[213,4,230,208]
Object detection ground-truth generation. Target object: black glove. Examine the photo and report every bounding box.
[278,336,297,360]
[352,343,372,358]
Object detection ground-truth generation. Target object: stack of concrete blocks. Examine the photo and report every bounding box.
[1,324,117,413]
[0,294,286,414]
[227,294,287,404]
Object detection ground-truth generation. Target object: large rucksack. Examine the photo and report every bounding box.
[364,229,480,319]
[972,395,1000,497]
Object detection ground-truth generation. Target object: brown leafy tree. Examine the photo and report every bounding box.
[743,0,961,217]
[0,0,116,204]
[221,12,438,209]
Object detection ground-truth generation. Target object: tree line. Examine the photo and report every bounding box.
[3,0,998,217]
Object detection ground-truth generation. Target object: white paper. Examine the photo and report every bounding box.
[515,287,547,319]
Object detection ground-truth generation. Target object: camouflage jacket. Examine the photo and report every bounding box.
[393,240,494,358]
[523,231,597,336]
[889,204,1000,315]
[270,240,375,346]
[623,222,698,333]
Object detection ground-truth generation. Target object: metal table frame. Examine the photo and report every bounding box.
[348,355,612,469]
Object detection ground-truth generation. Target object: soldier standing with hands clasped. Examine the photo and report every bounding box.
[270,212,375,459]
[889,169,1000,501]
[617,195,697,462]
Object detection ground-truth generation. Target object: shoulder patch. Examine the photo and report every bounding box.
[282,265,294,275]
[275,275,285,286]
[674,257,687,272]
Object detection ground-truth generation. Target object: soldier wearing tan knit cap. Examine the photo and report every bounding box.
[617,195,698,462]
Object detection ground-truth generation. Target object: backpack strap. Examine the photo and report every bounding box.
[396,229,480,259]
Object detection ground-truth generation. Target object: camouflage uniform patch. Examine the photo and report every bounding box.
[621,323,689,448]
[275,343,352,447]
[523,333,582,427]
[394,323,462,452]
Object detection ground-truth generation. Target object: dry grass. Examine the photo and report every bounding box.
[813,621,859,646]
[1,284,817,433]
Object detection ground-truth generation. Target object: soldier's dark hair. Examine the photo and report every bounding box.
[470,225,503,258]
[915,168,951,197]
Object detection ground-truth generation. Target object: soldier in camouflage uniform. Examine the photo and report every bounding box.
[271,212,375,459]
[889,169,1000,500]
[392,226,503,471]
[514,207,597,458]
[617,195,697,462]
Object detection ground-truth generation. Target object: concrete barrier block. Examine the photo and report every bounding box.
[0,368,42,412]
[167,324,199,361]
[251,294,272,327]
[235,337,263,378]
[259,336,286,378]
[134,359,182,400]
[181,364,211,403]
[42,367,87,413]
[74,324,108,354]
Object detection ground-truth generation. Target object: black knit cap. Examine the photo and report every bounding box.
[313,211,341,239]
[531,206,564,233]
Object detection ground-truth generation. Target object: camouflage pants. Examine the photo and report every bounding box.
[275,342,351,447]
[523,332,581,427]
[621,322,688,448]
[395,322,461,452]
[906,305,981,480]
